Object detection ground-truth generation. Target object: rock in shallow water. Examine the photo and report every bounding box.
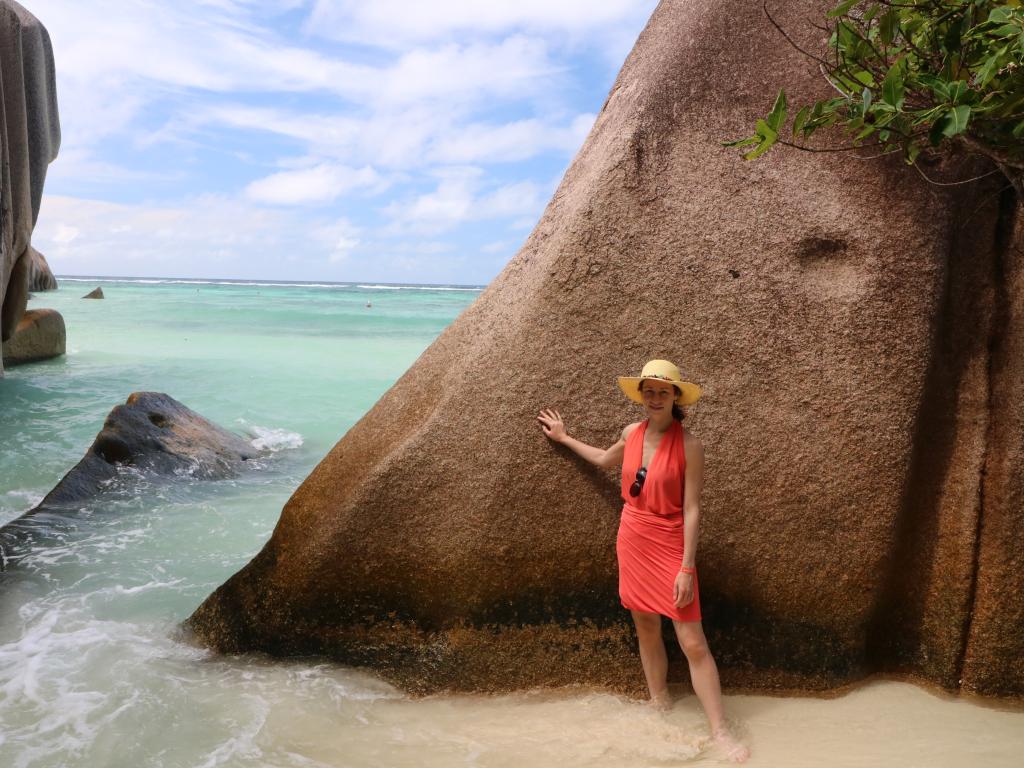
[82,287,104,299]
[187,0,1024,700]
[1,393,256,544]
[1,307,64,365]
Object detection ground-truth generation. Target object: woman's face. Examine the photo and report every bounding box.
[640,380,678,416]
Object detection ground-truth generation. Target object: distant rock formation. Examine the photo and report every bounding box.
[0,393,257,562]
[1,307,64,365]
[0,0,61,375]
[82,287,104,299]
[188,0,1024,700]
[26,246,56,291]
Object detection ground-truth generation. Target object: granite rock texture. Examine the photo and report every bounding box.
[188,0,1023,699]
[1,306,63,365]
[26,245,56,291]
[0,0,60,372]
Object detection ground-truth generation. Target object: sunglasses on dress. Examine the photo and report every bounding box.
[629,467,647,497]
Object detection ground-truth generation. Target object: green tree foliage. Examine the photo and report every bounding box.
[726,1,1024,195]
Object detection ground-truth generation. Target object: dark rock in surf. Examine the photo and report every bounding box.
[82,287,104,299]
[1,393,256,546]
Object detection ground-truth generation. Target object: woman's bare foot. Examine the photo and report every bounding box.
[712,728,750,763]
[649,690,673,712]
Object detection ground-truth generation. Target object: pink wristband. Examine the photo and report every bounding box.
[679,565,696,575]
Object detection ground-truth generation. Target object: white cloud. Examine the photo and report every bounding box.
[181,104,593,174]
[24,1,658,284]
[53,224,79,244]
[384,169,544,234]
[36,193,293,276]
[387,169,479,234]
[476,181,543,219]
[244,164,385,205]
[481,240,511,254]
[430,113,595,164]
[373,36,559,107]
[306,0,655,46]
[32,193,491,283]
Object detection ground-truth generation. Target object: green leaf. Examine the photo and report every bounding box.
[989,7,1014,24]
[975,47,1008,86]
[947,80,970,104]
[930,112,950,146]
[792,105,811,138]
[743,125,778,160]
[1012,120,1024,138]
[827,0,862,19]
[918,74,951,103]
[930,106,972,145]
[855,123,876,141]
[882,65,905,109]
[853,70,875,87]
[755,118,778,143]
[862,87,872,113]
[722,135,761,148]
[992,23,1021,37]
[904,142,922,165]
[767,90,788,132]
[904,18,925,39]
[946,105,971,135]
[879,10,899,46]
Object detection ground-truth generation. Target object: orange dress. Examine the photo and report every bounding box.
[617,419,701,621]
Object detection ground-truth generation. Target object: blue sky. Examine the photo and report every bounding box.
[30,0,658,285]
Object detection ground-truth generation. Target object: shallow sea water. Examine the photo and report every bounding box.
[1,278,1022,767]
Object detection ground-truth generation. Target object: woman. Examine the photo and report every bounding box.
[537,359,749,763]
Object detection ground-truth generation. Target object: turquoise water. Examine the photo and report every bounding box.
[2,277,477,521]
[2,278,1022,768]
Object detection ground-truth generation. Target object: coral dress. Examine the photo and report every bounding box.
[617,419,701,621]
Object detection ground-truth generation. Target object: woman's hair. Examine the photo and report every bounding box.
[637,381,686,422]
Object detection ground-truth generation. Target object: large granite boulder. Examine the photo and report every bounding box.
[1,306,64,365]
[26,245,56,291]
[0,0,61,372]
[188,0,1023,699]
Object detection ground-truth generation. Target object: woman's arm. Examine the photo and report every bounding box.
[674,432,705,608]
[537,409,634,469]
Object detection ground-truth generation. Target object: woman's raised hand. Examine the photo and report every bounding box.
[537,408,567,443]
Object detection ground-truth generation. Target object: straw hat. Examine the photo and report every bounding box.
[617,359,702,406]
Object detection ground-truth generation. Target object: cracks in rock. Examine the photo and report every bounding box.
[954,186,1019,688]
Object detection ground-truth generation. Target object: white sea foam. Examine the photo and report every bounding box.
[56,276,483,291]
[356,284,481,292]
[246,425,304,452]
[106,579,186,597]
[5,490,44,506]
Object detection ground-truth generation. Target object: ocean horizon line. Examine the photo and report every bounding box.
[53,274,486,292]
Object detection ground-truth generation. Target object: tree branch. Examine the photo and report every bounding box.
[763,1,832,68]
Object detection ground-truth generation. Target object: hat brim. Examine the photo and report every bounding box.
[617,376,702,406]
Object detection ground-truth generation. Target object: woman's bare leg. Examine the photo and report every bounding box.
[630,610,671,708]
[672,620,749,763]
